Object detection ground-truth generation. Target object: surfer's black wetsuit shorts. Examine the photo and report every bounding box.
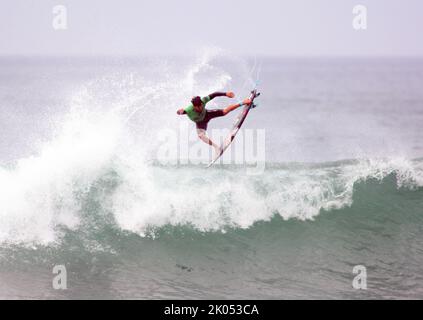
[196,109,224,130]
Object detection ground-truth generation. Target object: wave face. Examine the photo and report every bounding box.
[1,55,423,299]
[1,152,422,245]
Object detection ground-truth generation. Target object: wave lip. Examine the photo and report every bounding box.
[0,151,422,245]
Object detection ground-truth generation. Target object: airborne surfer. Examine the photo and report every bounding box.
[177,92,252,154]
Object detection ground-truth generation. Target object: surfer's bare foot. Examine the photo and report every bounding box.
[214,145,222,155]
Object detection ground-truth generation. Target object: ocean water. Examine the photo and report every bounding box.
[0,54,423,299]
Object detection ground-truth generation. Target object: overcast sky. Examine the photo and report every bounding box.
[1,0,422,56]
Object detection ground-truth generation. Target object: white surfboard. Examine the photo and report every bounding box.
[207,89,260,168]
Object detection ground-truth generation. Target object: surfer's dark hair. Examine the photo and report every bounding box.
[191,96,203,107]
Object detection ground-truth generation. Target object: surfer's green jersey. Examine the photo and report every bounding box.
[184,96,211,122]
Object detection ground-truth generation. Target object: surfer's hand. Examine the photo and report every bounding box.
[243,98,252,105]
[226,91,235,98]
[177,108,185,115]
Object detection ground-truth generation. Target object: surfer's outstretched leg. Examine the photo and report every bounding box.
[222,98,252,115]
[197,128,221,154]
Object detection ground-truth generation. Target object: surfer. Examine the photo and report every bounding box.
[177,92,251,154]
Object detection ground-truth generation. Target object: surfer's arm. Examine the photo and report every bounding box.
[177,108,186,115]
[207,91,235,100]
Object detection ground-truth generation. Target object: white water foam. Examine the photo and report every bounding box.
[110,157,423,236]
